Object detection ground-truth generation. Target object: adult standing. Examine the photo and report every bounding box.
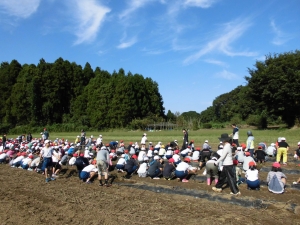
[246,131,255,158]
[229,124,239,147]
[141,133,147,148]
[212,133,241,195]
[96,135,103,147]
[182,129,189,150]
[276,137,289,165]
[26,133,32,142]
[2,134,7,150]
[80,129,86,147]
[43,128,49,140]
[96,146,110,187]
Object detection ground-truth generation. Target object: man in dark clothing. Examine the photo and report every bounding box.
[148,155,163,179]
[182,129,189,150]
[163,158,176,180]
[2,134,7,150]
[27,133,32,142]
[229,124,239,147]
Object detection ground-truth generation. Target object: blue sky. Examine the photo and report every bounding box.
[0,0,299,115]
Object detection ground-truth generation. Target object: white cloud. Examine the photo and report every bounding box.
[183,0,217,8]
[270,19,291,46]
[204,59,228,67]
[183,18,257,65]
[117,37,137,49]
[215,70,239,80]
[119,0,153,20]
[70,0,111,45]
[0,0,40,18]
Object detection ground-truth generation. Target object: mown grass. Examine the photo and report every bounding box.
[16,128,300,150]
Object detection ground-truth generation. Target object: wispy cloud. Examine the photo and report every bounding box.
[70,0,111,45]
[270,19,291,46]
[183,18,257,65]
[0,0,40,18]
[119,0,153,20]
[117,36,137,49]
[215,70,239,80]
[183,0,217,8]
[204,59,228,67]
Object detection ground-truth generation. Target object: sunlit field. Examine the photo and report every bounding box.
[18,128,300,150]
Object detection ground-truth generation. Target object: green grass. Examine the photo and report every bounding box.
[12,128,300,150]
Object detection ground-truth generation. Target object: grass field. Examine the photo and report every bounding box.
[17,127,300,150]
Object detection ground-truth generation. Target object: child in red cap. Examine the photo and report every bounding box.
[163,158,176,180]
[245,161,260,190]
[254,146,267,164]
[267,162,287,194]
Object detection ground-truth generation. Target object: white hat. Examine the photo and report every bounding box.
[143,157,149,161]
[121,154,125,158]
[141,147,146,151]
[237,147,242,151]
[154,155,160,160]
[99,134,102,137]
[143,133,147,136]
[101,146,106,150]
[91,135,93,138]
[77,136,79,138]
[271,143,275,146]
[281,137,286,141]
[44,140,50,144]
[220,141,222,143]
[205,140,208,143]
[298,142,300,146]
[85,147,89,150]
[219,145,223,149]
[168,147,173,150]
[154,150,158,153]
[76,143,80,146]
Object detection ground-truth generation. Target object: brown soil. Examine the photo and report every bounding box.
[0,159,300,225]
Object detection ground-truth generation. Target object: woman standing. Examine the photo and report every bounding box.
[212,133,241,195]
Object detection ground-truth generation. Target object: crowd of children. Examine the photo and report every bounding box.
[0,132,300,195]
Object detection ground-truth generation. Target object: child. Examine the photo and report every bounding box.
[116,154,126,172]
[205,156,219,185]
[233,159,244,185]
[235,147,245,164]
[175,157,197,182]
[137,157,149,177]
[254,146,267,164]
[267,162,287,194]
[163,158,176,180]
[245,161,260,190]
[243,152,256,172]
[294,142,300,164]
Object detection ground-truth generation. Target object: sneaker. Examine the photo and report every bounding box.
[212,187,222,192]
[86,181,92,184]
[99,183,104,186]
[18,166,22,169]
[11,165,15,168]
[52,174,58,178]
[182,179,189,183]
[255,188,260,191]
[27,168,33,171]
[153,177,160,180]
[230,192,241,196]
[45,178,50,183]
[283,163,287,166]
[104,183,111,187]
[50,177,56,181]
[293,181,298,185]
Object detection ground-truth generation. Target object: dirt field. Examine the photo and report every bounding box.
[0,159,300,225]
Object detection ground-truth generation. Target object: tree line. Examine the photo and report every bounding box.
[199,50,300,128]
[0,58,165,133]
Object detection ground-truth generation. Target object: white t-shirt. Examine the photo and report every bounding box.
[0,153,8,160]
[96,137,102,145]
[172,154,180,162]
[176,162,191,172]
[13,156,24,163]
[217,149,223,156]
[158,148,166,156]
[69,157,76,166]
[191,151,200,160]
[147,150,153,157]
[117,158,125,165]
[138,151,146,161]
[266,146,276,155]
[246,169,259,181]
[243,156,256,171]
[84,150,91,158]
[52,151,61,162]
[41,147,53,158]
[22,158,32,165]
[141,136,147,144]
[31,157,40,167]
[166,150,173,156]
[181,148,191,154]
[137,162,148,173]
[82,165,97,173]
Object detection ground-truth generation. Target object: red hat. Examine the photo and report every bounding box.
[92,146,96,150]
[79,153,84,157]
[105,143,109,147]
[232,143,236,146]
[109,155,113,158]
[168,158,175,163]
[183,157,190,162]
[241,143,246,149]
[257,146,262,149]
[73,153,78,157]
[249,161,255,166]
[195,147,201,151]
[187,146,191,148]
[174,150,179,154]
[245,152,250,156]
[233,159,238,165]
[272,162,281,168]
[130,142,133,145]
[29,155,33,159]
[132,155,137,159]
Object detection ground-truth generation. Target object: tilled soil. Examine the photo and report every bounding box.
[0,159,300,225]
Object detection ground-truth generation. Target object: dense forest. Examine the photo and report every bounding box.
[0,58,165,133]
[0,50,299,133]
